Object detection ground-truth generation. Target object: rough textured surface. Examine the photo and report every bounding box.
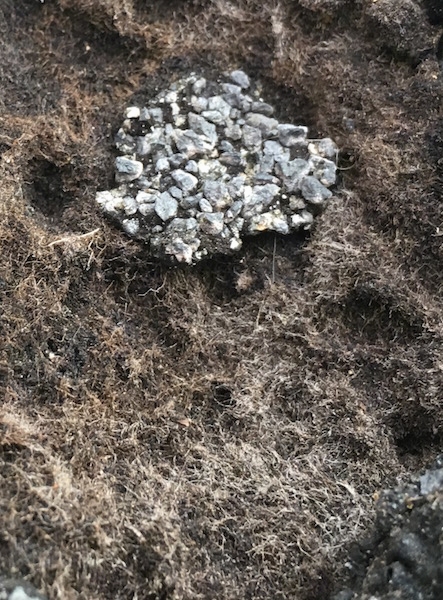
[96,72,337,263]
[1,1,443,599]
[0,580,47,600]
[334,457,443,600]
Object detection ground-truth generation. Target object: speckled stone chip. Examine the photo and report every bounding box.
[96,70,338,264]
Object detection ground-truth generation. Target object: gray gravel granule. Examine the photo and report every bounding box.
[96,70,338,264]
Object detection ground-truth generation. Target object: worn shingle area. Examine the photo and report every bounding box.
[96,71,337,263]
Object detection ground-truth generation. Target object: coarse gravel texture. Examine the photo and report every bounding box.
[96,71,337,263]
[334,456,443,600]
[0,579,47,600]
